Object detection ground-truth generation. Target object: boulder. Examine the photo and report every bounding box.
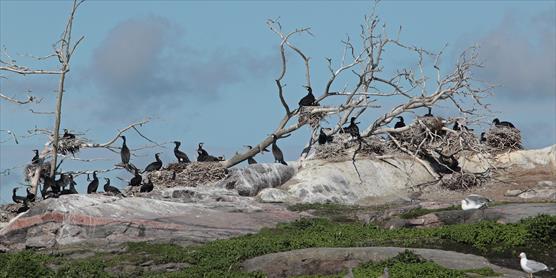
[256,188,291,203]
[0,194,300,252]
[241,247,524,277]
[518,180,556,200]
[215,163,297,196]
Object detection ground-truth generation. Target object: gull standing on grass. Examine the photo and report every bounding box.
[519,252,551,278]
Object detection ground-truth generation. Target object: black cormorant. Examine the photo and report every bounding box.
[492,118,515,128]
[61,175,78,195]
[480,132,487,143]
[31,149,40,164]
[12,188,28,205]
[342,117,360,138]
[26,187,36,202]
[298,86,316,107]
[271,134,288,165]
[144,153,163,172]
[140,179,154,193]
[244,146,258,164]
[129,168,142,187]
[63,129,76,139]
[103,178,121,195]
[394,116,405,129]
[423,107,433,117]
[120,136,130,165]
[318,128,334,145]
[173,141,191,163]
[87,171,99,194]
[197,143,220,162]
[53,173,66,194]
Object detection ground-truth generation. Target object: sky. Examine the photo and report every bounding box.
[1,0,555,203]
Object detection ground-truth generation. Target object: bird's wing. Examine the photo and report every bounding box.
[526,260,548,272]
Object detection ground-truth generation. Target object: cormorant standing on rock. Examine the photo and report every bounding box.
[298,86,316,107]
[26,187,36,202]
[141,179,154,193]
[244,145,258,164]
[53,173,66,194]
[31,149,40,164]
[63,129,75,139]
[144,153,163,172]
[12,188,28,204]
[394,116,405,129]
[271,134,287,165]
[342,117,360,138]
[318,128,333,145]
[129,168,142,186]
[492,118,515,128]
[423,107,433,117]
[87,171,99,194]
[61,175,78,195]
[103,178,121,195]
[197,143,220,162]
[120,136,130,165]
[173,141,191,163]
[42,175,56,198]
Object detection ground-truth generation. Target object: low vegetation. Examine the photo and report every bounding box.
[0,215,554,277]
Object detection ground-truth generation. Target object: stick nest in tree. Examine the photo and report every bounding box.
[484,126,522,152]
[57,137,86,156]
[298,106,325,128]
[147,162,228,188]
[24,161,51,182]
[439,171,490,191]
[313,134,388,161]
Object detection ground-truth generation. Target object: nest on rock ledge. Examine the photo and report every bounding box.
[313,133,390,161]
[146,162,228,188]
[483,126,522,152]
[439,171,490,191]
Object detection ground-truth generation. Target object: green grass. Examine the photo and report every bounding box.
[399,205,459,219]
[0,215,554,278]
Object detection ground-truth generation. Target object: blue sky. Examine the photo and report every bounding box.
[1,0,555,203]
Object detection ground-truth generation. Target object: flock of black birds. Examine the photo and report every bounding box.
[11,87,517,208]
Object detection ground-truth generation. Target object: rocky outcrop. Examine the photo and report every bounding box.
[0,193,300,252]
[241,247,524,277]
[215,163,297,196]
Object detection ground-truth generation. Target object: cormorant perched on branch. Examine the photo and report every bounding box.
[298,86,316,107]
[197,143,220,162]
[87,171,99,194]
[12,188,28,205]
[394,116,405,129]
[492,118,515,128]
[318,128,334,145]
[423,107,433,117]
[129,168,142,187]
[144,153,163,172]
[271,134,287,165]
[63,129,75,139]
[141,179,154,193]
[31,149,40,164]
[173,141,191,163]
[342,117,360,138]
[120,136,130,165]
[103,178,122,195]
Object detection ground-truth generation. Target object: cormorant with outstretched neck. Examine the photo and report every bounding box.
[141,179,154,193]
[271,134,288,165]
[342,117,360,138]
[173,141,191,163]
[298,86,316,107]
[318,128,333,145]
[12,188,28,205]
[394,116,405,129]
[31,149,40,164]
[144,153,163,172]
[129,168,142,187]
[120,136,130,165]
[103,178,122,195]
[197,143,220,162]
[87,171,99,194]
[492,118,515,128]
[63,129,76,139]
[423,107,433,117]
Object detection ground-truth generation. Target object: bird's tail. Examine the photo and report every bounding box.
[280,160,288,166]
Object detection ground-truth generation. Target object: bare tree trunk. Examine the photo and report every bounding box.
[50,65,68,177]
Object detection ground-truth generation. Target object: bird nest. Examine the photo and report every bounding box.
[313,135,388,161]
[147,162,228,188]
[313,142,350,161]
[298,106,325,129]
[24,161,51,183]
[57,137,85,156]
[392,117,446,154]
[483,126,522,152]
[439,171,489,191]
